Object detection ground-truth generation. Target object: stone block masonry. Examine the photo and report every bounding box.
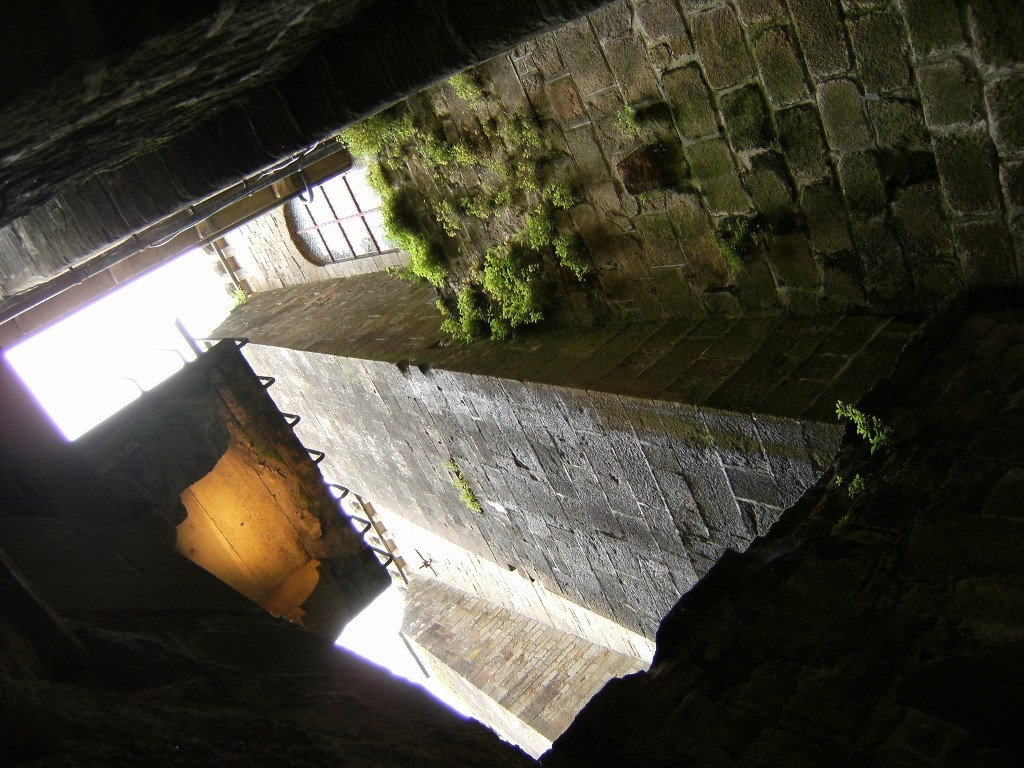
[435,0,1024,322]
[404,577,645,757]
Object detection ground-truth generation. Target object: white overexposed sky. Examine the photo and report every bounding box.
[5,248,235,440]
[4,249,471,719]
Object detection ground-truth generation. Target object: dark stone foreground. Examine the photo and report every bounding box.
[544,291,1024,767]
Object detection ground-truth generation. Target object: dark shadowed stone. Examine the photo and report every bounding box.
[838,152,885,214]
[917,58,984,128]
[954,220,1018,287]
[721,86,773,152]
[899,0,963,54]
[970,0,1024,66]
[617,144,683,195]
[777,105,829,185]
[988,73,1024,153]
[933,129,1001,213]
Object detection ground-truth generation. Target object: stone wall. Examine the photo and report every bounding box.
[223,207,408,293]
[546,292,1024,766]
[452,0,1023,322]
[404,577,645,757]
[0,0,617,301]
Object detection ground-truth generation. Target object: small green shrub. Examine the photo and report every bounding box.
[483,245,545,328]
[432,199,462,239]
[231,286,248,309]
[523,208,555,249]
[544,182,576,210]
[449,72,485,104]
[341,112,418,161]
[553,234,589,280]
[836,401,893,454]
[834,473,867,498]
[444,460,483,514]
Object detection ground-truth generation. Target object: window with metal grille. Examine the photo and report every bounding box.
[285,167,396,265]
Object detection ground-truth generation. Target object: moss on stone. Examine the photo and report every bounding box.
[933,129,1001,213]
[955,220,1017,287]
[900,0,963,54]
[837,152,885,213]
[689,5,753,89]
[752,27,809,107]
[917,60,983,127]
[868,99,929,151]
[662,65,718,138]
[971,0,1024,66]
[850,11,911,93]
[990,74,1024,152]
[686,139,751,214]
[777,105,828,183]
[743,152,794,225]
[818,79,870,150]
[721,85,773,152]
[802,183,852,253]
[787,0,851,77]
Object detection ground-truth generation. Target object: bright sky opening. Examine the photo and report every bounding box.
[3,248,471,721]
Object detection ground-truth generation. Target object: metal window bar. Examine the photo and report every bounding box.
[296,173,393,263]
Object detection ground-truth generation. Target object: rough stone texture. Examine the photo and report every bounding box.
[214,272,925,640]
[404,577,644,756]
[546,294,1024,768]
[6,0,1023,335]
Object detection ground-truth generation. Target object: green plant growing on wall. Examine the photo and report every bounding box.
[448,71,485,104]
[432,199,462,239]
[230,286,248,309]
[444,460,483,514]
[483,244,545,331]
[543,182,576,210]
[616,105,640,138]
[718,217,769,281]
[836,401,893,454]
[834,472,867,498]
[553,234,589,279]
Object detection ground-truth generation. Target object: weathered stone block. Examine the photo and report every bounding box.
[969,0,1024,67]
[988,73,1024,153]
[891,181,953,257]
[853,222,912,305]
[786,0,851,78]
[721,85,773,152]
[933,129,1001,213]
[820,250,867,305]
[687,139,752,214]
[662,65,718,139]
[555,18,615,96]
[818,79,871,150]
[899,0,963,55]
[736,259,781,311]
[752,27,809,107]
[547,75,588,127]
[634,0,692,56]
[735,0,786,24]
[838,151,885,214]
[917,58,984,128]
[1002,162,1024,212]
[603,37,661,105]
[777,105,829,185]
[954,220,1017,287]
[868,98,929,151]
[743,152,795,225]
[803,183,852,254]
[588,0,631,41]
[565,124,613,184]
[766,232,821,289]
[690,6,754,90]
[849,11,912,93]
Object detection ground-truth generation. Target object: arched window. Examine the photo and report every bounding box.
[285,166,395,265]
